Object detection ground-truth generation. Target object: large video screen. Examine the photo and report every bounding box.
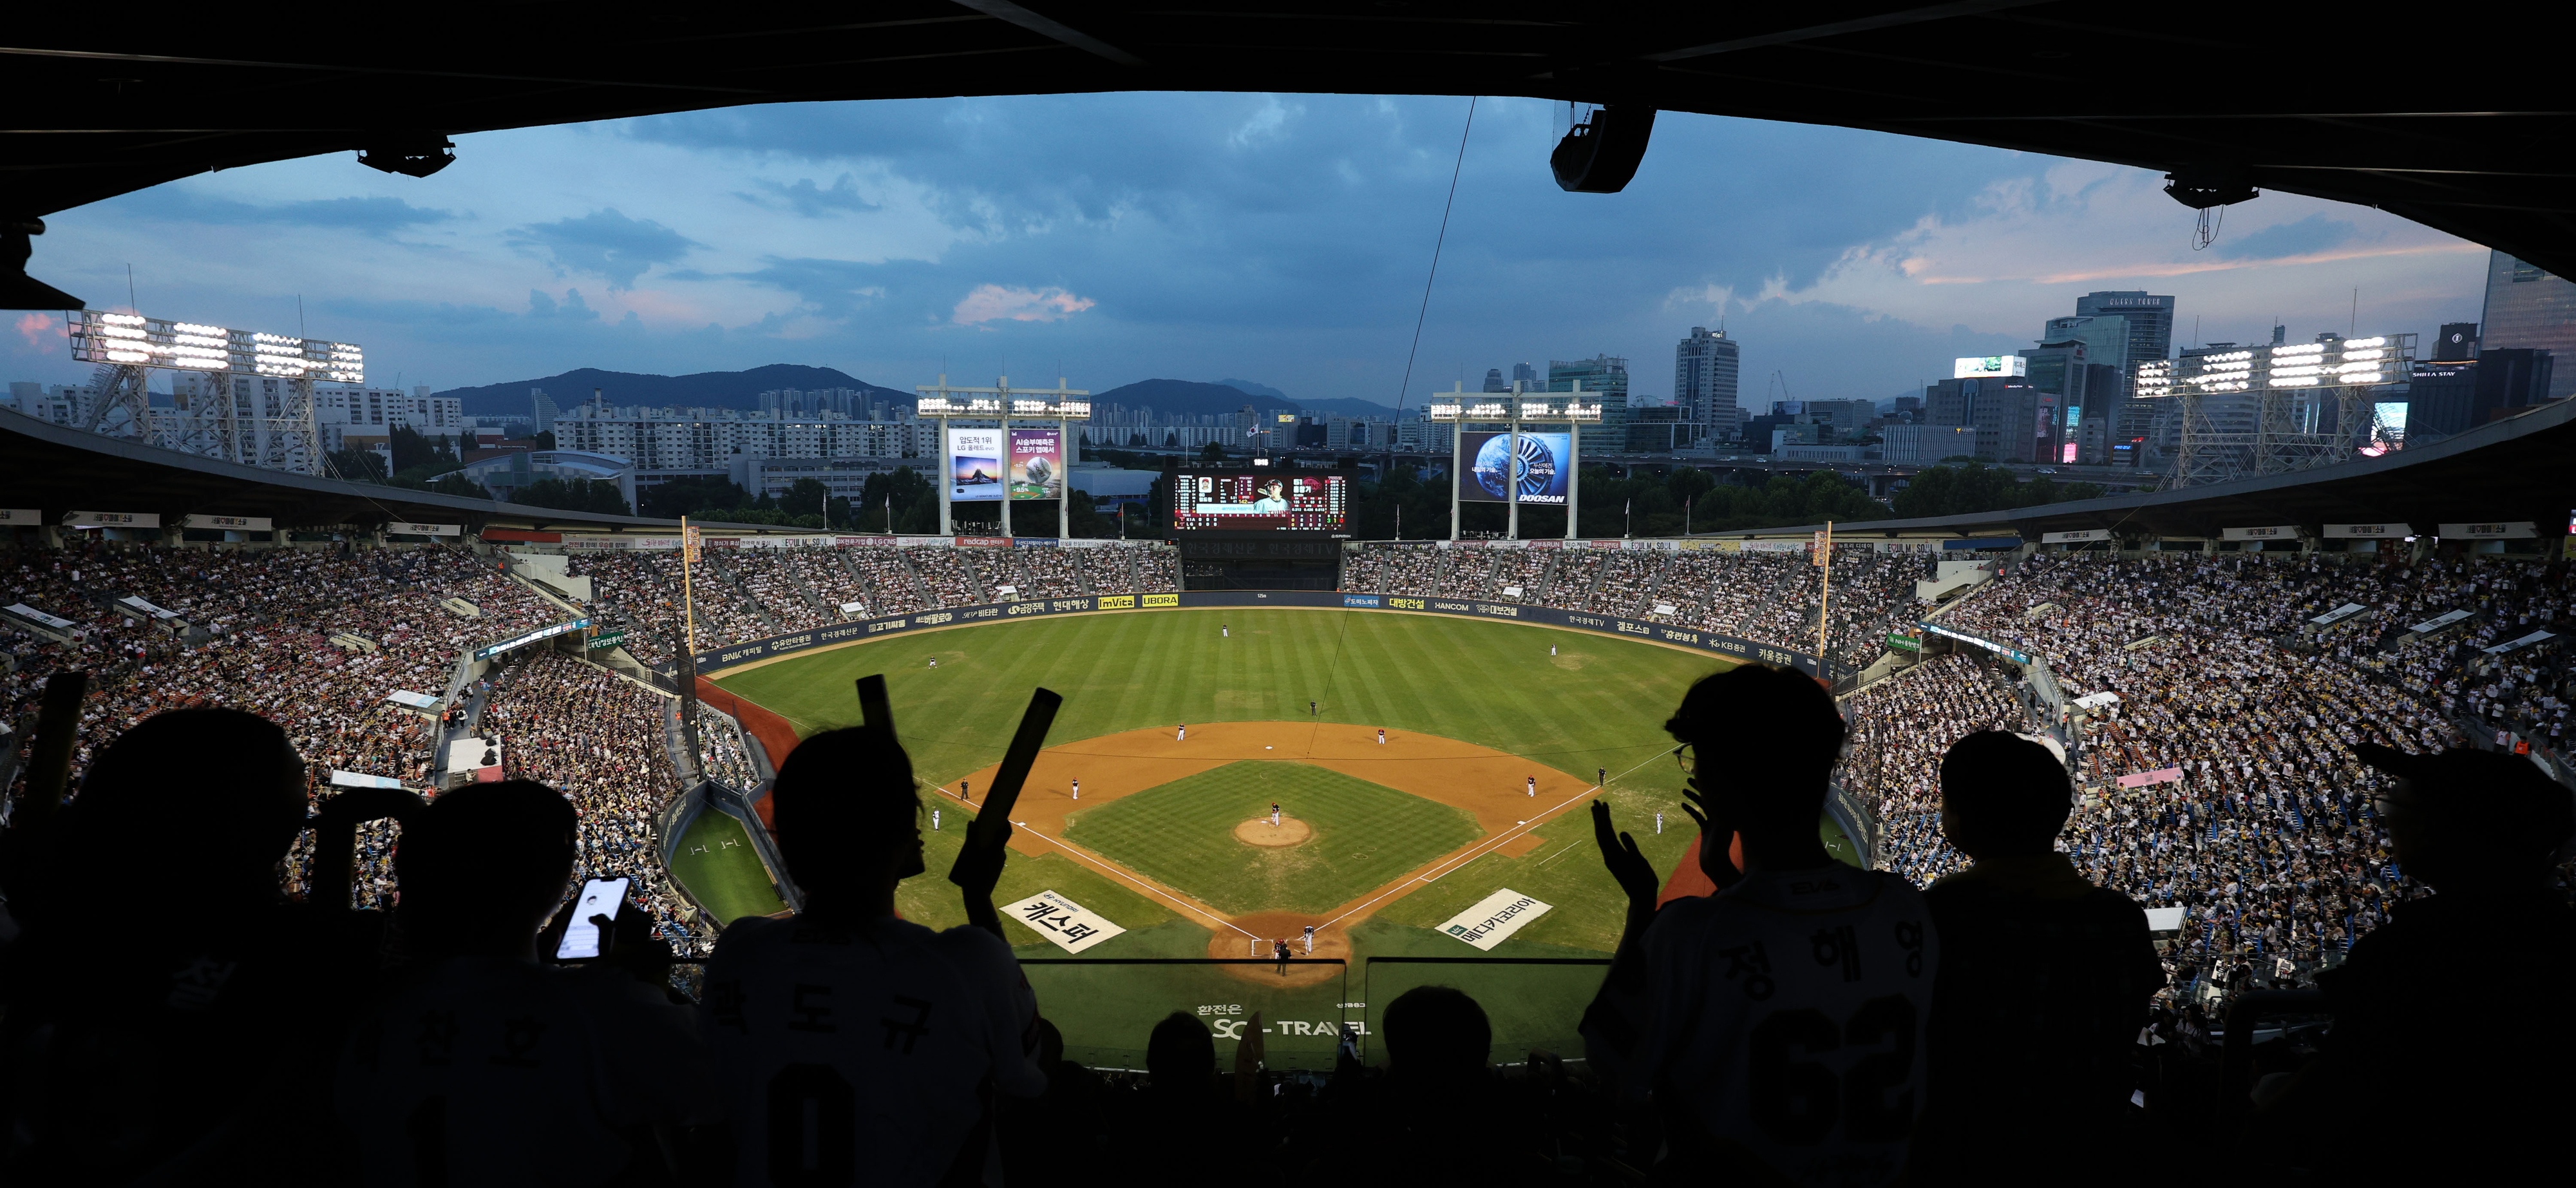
[1173,472,1349,533]
[1458,431,1571,505]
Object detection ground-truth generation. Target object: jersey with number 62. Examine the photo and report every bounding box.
[1630,867,1938,1187]
[701,915,1044,1188]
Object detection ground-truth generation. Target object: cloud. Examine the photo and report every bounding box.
[15,313,59,350]
[741,174,882,218]
[508,208,699,290]
[2212,213,2360,261]
[106,190,460,236]
[527,289,601,321]
[951,284,1096,326]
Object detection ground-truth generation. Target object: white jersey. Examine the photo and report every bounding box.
[701,915,1044,1188]
[336,957,714,1187]
[1622,868,1937,1187]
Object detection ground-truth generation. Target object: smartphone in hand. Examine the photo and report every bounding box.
[553,877,631,961]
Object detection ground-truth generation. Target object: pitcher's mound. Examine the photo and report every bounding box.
[1235,818,1312,847]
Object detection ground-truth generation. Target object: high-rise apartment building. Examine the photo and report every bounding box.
[2074,291,2175,365]
[2478,251,2576,401]
[531,388,559,434]
[1673,326,1740,440]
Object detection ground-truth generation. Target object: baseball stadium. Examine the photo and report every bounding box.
[6,12,2575,1180]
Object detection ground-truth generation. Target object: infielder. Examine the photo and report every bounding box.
[1526,775,1536,798]
[1177,723,1187,742]
[1070,777,1080,801]
[1377,729,1387,745]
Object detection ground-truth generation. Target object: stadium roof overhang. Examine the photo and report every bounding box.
[0,410,786,534]
[5,3,2573,282]
[1718,398,2576,542]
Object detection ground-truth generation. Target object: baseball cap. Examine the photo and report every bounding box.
[2352,742,2576,861]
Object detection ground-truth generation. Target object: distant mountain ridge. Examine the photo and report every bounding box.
[434,364,908,418]
[1095,378,1401,421]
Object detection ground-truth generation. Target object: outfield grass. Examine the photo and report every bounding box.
[668,809,789,925]
[1063,761,1483,915]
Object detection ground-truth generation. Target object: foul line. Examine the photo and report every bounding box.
[1315,747,1676,931]
[927,778,1257,940]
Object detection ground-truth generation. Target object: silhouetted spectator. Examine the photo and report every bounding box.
[1583,664,1936,1186]
[1122,1010,1241,1188]
[2257,745,2576,1178]
[0,707,348,1185]
[700,726,1042,1187]
[1002,1017,1108,1187]
[334,779,714,1186]
[1336,986,1540,1187]
[1911,731,2159,1185]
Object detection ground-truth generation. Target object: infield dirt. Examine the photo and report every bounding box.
[933,720,1602,985]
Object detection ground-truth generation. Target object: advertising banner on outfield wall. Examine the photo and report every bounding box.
[654,588,1830,685]
[1458,431,1571,505]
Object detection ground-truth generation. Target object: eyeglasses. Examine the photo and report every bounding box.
[1674,744,1696,776]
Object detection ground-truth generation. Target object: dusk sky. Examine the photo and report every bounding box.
[9,92,2492,408]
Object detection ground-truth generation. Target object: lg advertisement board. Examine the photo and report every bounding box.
[947,427,1003,501]
[1458,431,1571,505]
[1172,472,1349,533]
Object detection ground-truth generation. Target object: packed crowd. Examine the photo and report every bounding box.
[477,648,707,953]
[1841,549,2575,980]
[1842,653,2034,886]
[692,703,761,792]
[562,542,1184,660]
[1341,542,1924,670]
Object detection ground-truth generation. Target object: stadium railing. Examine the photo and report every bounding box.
[1358,956,1611,1068]
[1018,958,1352,1071]
[2218,988,2328,1131]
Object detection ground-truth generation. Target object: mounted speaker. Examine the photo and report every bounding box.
[1551,106,1657,193]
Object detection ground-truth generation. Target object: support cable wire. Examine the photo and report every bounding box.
[1303,95,1480,753]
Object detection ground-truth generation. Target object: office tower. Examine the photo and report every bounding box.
[1673,326,1741,437]
[2074,291,2176,364]
[2043,314,2130,381]
[2478,252,2576,401]
[1482,368,1508,392]
[1549,355,1629,455]
[1511,363,1538,387]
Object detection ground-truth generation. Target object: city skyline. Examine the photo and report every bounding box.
[6,93,2488,407]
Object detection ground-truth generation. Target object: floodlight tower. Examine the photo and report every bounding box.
[913,375,1092,536]
[67,310,358,476]
[2146,334,2413,488]
[1424,379,1602,540]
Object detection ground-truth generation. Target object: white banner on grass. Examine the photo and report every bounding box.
[1003,890,1126,953]
[1437,888,1553,951]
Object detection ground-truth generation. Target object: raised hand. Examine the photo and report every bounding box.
[1590,800,1660,912]
[1680,776,1743,889]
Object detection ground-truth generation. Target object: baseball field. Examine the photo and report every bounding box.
[702,606,1859,1068]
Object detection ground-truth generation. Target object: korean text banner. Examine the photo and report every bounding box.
[1458,431,1571,505]
[947,427,1003,501]
[1007,429,1063,501]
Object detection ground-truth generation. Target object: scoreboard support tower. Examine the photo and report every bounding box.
[914,376,1092,537]
[1425,381,1602,541]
